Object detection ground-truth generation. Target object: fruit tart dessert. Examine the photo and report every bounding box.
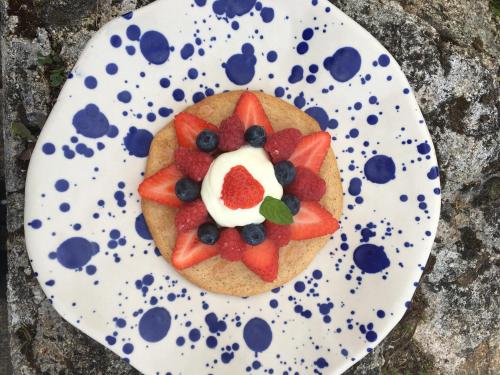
[139,91,343,296]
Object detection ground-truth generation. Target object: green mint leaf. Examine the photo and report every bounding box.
[259,196,293,225]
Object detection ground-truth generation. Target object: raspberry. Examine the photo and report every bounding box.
[264,128,302,163]
[286,167,326,201]
[175,148,213,181]
[218,228,246,261]
[175,200,208,232]
[218,115,245,151]
[265,221,291,248]
[221,165,265,209]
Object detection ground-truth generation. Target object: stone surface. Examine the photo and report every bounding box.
[1,0,498,374]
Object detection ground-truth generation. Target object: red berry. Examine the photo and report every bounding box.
[290,202,339,240]
[175,148,213,182]
[288,131,330,173]
[286,167,326,201]
[242,240,279,282]
[234,91,274,134]
[265,221,291,248]
[172,230,218,270]
[218,228,246,261]
[175,200,208,232]
[138,164,183,207]
[174,112,218,149]
[218,115,245,151]
[264,128,302,163]
[221,165,265,209]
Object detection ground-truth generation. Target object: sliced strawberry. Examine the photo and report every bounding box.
[234,92,273,134]
[221,165,265,209]
[242,240,279,282]
[174,112,218,149]
[288,131,331,173]
[172,230,218,270]
[289,202,339,240]
[138,164,183,207]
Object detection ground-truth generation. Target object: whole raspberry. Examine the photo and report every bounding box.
[218,228,246,261]
[175,148,213,181]
[265,221,291,248]
[264,128,302,163]
[286,167,326,201]
[175,200,208,232]
[218,115,245,151]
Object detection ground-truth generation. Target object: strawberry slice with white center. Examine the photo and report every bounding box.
[289,201,339,240]
[172,230,218,270]
[234,91,274,134]
[138,164,183,207]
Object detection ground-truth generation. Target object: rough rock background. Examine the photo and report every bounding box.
[1,0,498,374]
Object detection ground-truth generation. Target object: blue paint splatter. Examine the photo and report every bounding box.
[324,47,362,82]
[223,43,256,85]
[124,127,153,158]
[302,28,314,40]
[42,143,55,155]
[367,114,379,125]
[110,35,122,48]
[140,31,170,65]
[260,7,274,23]
[55,179,69,192]
[126,25,141,41]
[106,63,118,75]
[50,237,99,269]
[181,43,195,60]
[288,65,303,84]
[314,357,329,369]
[305,107,338,130]
[297,41,309,55]
[427,166,439,180]
[267,50,277,62]
[348,178,362,196]
[135,214,152,240]
[417,142,431,154]
[84,76,97,89]
[117,90,132,103]
[138,307,171,342]
[243,317,272,353]
[353,244,390,273]
[378,54,390,67]
[29,219,42,229]
[364,155,396,184]
[173,89,185,101]
[213,0,256,18]
[73,104,110,138]
[122,343,134,354]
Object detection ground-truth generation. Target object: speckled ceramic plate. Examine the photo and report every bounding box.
[24,1,440,374]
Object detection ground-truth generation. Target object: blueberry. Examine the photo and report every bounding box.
[175,178,200,202]
[241,224,266,245]
[197,223,219,245]
[196,130,219,152]
[282,194,300,215]
[274,161,296,186]
[244,125,267,147]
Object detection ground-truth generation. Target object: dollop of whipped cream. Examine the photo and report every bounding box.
[201,145,283,227]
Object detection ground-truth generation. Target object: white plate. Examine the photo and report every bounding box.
[25,1,440,374]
